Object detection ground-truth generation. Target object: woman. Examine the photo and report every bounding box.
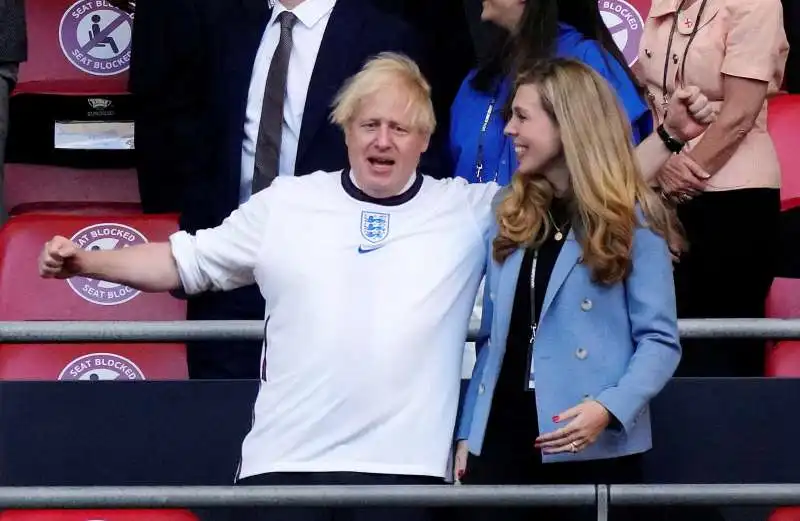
[453,59,714,521]
[637,0,790,377]
[450,0,652,186]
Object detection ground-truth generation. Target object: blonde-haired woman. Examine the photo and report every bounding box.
[454,58,713,521]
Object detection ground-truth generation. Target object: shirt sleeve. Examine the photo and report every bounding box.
[576,42,653,143]
[168,183,276,295]
[464,181,502,243]
[720,0,789,85]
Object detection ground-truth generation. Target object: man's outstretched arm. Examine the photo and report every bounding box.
[39,239,181,293]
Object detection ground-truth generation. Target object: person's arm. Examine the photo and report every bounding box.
[686,0,788,176]
[636,87,715,183]
[594,216,682,434]
[40,185,275,294]
[687,76,768,175]
[70,242,180,292]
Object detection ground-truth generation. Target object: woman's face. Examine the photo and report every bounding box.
[480,0,526,31]
[505,84,563,179]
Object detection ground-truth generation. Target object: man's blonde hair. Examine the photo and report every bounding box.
[329,52,436,135]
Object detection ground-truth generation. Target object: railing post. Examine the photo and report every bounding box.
[597,485,608,521]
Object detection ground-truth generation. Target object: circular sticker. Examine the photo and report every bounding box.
[59,0,133,76]
[598,0,646,67]
[59,353,146,381]
[67,223,148,306]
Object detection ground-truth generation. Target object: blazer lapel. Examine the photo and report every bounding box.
[494,249,525,341]
[296,0,364,162]
[540,229,581,321]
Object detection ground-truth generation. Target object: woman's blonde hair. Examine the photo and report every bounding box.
[494,58,683,284]
[329,52,436,135]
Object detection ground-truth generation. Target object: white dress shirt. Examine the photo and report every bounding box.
[240,0,336,203]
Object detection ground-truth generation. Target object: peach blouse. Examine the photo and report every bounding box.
[637,0,789,190]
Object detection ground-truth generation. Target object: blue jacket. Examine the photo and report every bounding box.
[450,23,652,186]
[458,207,681,463]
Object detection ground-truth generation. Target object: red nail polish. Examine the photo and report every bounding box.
[552,416,560,422]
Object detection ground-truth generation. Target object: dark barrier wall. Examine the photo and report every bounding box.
[0,379,797,519]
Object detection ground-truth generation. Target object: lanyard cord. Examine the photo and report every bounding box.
[660,0,709,108]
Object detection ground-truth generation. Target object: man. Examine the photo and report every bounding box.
[130,0,442,379]
[0,0,27,224]
[43,53,497,521]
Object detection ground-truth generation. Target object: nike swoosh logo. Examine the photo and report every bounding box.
[358,245,384,254]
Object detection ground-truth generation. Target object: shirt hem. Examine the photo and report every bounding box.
[237,461,445,481]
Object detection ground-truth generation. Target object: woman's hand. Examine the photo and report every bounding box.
[664,86,717,142]
[658,153,709,202]
[453,440,469,482]
[534,401,611,454]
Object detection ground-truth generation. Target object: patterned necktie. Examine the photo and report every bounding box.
[252,11,298,194]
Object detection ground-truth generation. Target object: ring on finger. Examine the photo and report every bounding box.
[570,441,578,453]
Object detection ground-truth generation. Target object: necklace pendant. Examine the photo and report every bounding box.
[554,231,563,241]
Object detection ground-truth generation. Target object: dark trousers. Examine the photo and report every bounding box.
[673,188,780,377]
[186,285,265,379]
[457,386,658,521]
[459,442,651,521]
[233,471,443,521]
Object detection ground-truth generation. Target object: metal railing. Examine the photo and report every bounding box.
[0,484,800,520]
[1,318,800,343]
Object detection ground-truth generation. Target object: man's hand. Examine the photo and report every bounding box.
[534,401,611,454]
[664,86,717,142]
[658,153,709,202]
[38,236,83,279]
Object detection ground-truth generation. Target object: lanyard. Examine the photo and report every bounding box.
[525,249,539,390]
[660,0,709,110]
[474,96,497,183]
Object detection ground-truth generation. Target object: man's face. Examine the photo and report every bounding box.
[345,84,430,198]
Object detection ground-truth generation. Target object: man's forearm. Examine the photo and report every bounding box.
[77,242,182,292]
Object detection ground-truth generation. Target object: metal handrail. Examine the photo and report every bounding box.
[0,484,798,509]
[0,318,799,343]
[0,485,596,508]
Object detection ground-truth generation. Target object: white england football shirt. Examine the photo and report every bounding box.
[169,170,499,479]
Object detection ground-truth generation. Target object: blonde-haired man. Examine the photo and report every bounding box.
[38,52,499,521]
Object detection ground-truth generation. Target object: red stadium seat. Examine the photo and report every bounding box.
[4,0,139,215]
[766,197,800,376]
[768,507,800,521]
[768,94,800,201]
[0,213,188,380]
[0,510,199,521]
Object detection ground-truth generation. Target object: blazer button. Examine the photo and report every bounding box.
[478,384,486,395]
[580,298,593,311]
[489,292,495,302]
[575,348,588,360]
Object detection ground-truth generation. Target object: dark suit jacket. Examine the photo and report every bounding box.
[0,0,27,63]
[130,0,444,230]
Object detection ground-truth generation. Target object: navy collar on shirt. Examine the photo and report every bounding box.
[341,169,423,206]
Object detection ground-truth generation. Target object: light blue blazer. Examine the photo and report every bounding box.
[458,212,681,463]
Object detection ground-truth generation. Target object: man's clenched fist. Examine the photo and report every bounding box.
[38,236,82,279]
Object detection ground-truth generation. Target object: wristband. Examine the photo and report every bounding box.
[657,124,685,154]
